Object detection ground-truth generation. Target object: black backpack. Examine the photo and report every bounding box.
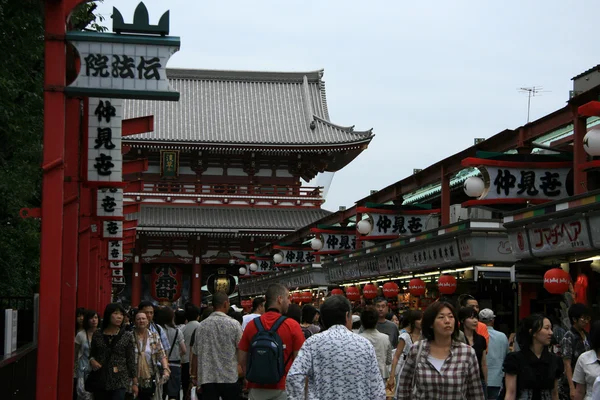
[246,315,291,385]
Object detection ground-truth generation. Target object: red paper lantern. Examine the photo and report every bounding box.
[438,274,457,295]
[408,278,426,296]
[382,282,399,298]
[291,292,302,303]
[151,265,183,303]
[363,283,378,299]
[301,291,313,303]
[544,268,571,294]
[346,286,361,301]
[331,288,344,296]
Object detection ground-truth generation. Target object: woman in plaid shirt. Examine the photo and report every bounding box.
[397,301,485,399]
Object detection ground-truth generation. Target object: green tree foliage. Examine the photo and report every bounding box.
[0,0,105,296]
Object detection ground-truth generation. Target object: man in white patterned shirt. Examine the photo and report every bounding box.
[286,295,385,400]
[191,291,243,399]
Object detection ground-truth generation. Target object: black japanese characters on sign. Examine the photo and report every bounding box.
[95,100,116,123]
[401,240,460,270]
[343,261,360,280]
[85,54,162,81]
[322,234,356,252]
[88,98,123,183]
[280,250,315,265]
[106,222,119,235]
[484,167,570,200]
[378,252,403,274]
[108,240,123,261]
[153,265,179,300]
[258,260,280,273]
[369,213,429,237]
[358,258,380,278]
[328,266,345,283]
[94,153,115,176]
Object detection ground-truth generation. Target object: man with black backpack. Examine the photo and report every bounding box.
[238,283,305,400]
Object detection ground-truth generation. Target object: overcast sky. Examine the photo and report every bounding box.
[96,0,600,211]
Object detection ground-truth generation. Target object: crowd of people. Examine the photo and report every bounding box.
[72,286,600,400]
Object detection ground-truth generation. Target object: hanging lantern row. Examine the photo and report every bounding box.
[291,291,314,304]
[363,283,378,299]
[408,278,426,296]
[346,286,361,301]
[438,274,457,294]
[330,288,344,296]
[543,268,570,294]
[382,282,399,298]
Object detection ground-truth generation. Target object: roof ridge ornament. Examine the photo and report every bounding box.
[113,2,170,36]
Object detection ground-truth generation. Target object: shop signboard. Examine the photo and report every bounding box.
[528,217,592,257]
[277,250,314,266]
[343,260,361,280]
[458,236,516,263]
[367,213,435,237]
[358,257,380,278]
[320,233,356,252]
[587,213,600,249]
[481,166,571,201]
[400,239,460,271]
[377,252,403,275]
[507,228,532,259]
[328,265,345,283]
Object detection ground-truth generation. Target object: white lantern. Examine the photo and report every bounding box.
[238,267,247,275]
[357,219,372,235]
[311,238,323,250]
[463,176,485,197]
[249,263,258,271]
[273,253,283,263]
[584,126,600,156]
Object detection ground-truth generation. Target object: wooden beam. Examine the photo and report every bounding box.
[122,116,154,137]
[123,159,148,175]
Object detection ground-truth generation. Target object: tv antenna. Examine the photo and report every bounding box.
[518,86,550,123]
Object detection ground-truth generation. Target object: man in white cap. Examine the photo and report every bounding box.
[479,308,508,400]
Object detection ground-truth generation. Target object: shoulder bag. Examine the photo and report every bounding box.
[410,340,425,397]
[85,329,124,392]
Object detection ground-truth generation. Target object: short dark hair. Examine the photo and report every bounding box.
[589,321,600,351]
[385,312,395,321]
[421,301,459,341]
[361,308,379,330]
[212,291,229,308]
[155,306,175,328]
[82,310,98,331]
[201,306,214,321]
[286,303,302,324]
[138,300,155,311]
[374,297,387,305]
[265,284,288,309]
[175,309,186,325]
[458,294,476,307]
[252,297,265,312]
[400,310,423,331]
[458,306,479,324]
[102,303,126,331]
[568,303,591,325]
[227,307,243,325]
[320,295,351,329]
[517,313,549,349]
[185,305,199,322]
[301,305,319,325]
[76,307,86,317]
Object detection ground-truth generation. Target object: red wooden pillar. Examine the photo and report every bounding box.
[37,1,67,398]
[573,110,588,195]
[57,97,81,399]
[192,257,202,306]
[77,187,91,308]
[89,241,99,312]
[440,165,451,225]
[131,253,142,307]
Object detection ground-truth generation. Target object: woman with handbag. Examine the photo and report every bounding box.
[396,301,485,400]
[88,303,138,400]
[75,310,98,399]
[132,309,170,400]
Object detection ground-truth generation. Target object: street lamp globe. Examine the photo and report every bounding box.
[273,253,283,263]
[357,219,372,235]
[463,176,485,197]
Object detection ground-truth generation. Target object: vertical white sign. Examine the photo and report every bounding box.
[96,188,124,218]
[87,98,123,183]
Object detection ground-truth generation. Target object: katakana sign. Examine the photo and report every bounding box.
[88,98,123,183]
